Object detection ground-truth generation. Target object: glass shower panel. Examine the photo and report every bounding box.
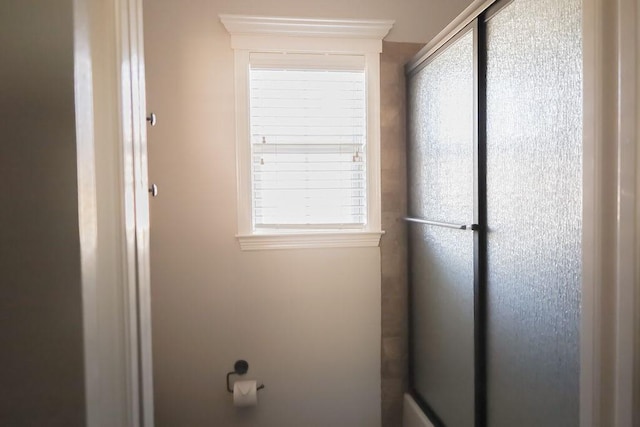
[407,29,475,426]
[409,226,474,426]
[408,31,474,224]
[485,0,582,425]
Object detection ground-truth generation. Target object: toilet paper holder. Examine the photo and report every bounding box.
[226,360,265,393]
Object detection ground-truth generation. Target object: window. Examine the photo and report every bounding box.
[250,56,367,228]
[220,15,393,250]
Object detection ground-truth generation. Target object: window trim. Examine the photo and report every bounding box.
[220,15,393,250]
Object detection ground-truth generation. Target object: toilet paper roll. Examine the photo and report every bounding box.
[233,380,258,407]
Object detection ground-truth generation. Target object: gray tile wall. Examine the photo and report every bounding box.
[380,41,424,427]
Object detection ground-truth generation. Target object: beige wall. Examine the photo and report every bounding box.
[143,0,470,426]
[0,0,85,425]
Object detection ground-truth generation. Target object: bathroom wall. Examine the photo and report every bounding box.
[143,0,471,425]
[0,0,85,425]
[379,40,424,427]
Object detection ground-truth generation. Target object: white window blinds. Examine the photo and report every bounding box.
[249,54,367,229]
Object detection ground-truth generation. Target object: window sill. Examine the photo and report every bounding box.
[236,230,384,250]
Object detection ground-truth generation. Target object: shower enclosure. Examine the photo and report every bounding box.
[406,0,582,425]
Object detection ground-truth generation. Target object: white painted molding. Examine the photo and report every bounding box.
[220,15,393,53]
[125,0,155,423]
[582,0,639,425]
[233,49,252,239]
[224,14,387,250]
[77,0,142,425]
[116,0,146,423]
[365,51,382,235]
[237,232,384,250]
[75,0,154,425]
[227,35,383,54]
[614,0,638,425]
[580,0,603,424]
[219,15,394,40]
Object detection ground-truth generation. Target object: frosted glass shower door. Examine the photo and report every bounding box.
[485,0,582,425]
[407,29,476,427]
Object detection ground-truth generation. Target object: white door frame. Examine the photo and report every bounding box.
[582,0,638,425]
[74,0,154,425]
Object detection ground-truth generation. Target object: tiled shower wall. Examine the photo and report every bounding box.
[380,41,424,427]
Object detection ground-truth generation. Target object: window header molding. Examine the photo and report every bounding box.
[219,15,394,53]
[219,15,394,39]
